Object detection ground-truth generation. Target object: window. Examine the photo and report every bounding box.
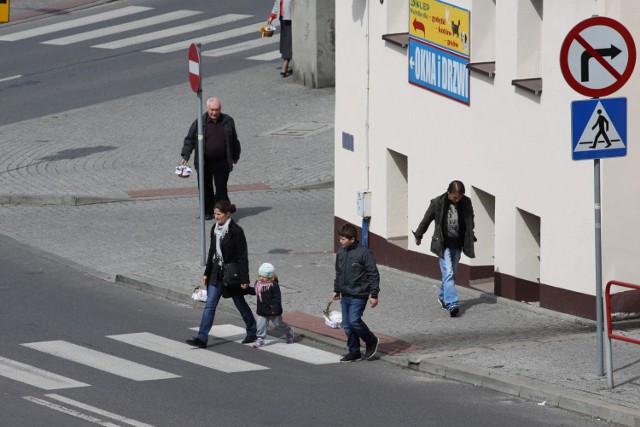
[512,0,543,94]
[382,0,409,49]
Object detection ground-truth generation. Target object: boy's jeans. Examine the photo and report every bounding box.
[439,247,461,308]
[341,296,376,355]
[196,282,256,343]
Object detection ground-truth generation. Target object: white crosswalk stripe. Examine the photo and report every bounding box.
[108,332,269,373]
[0,355,89,390]
[0,5,280,60]
[92,14,251,50]
[202,36,280,58]
[248,50,282,61]
[0,6,152,41]
[197,324,341,365]
[143,21,269,54]
[22,341,179,381]
[42,10,203,46]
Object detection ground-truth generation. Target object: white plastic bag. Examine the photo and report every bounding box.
[191,286,207,302]
[322,299,342,329]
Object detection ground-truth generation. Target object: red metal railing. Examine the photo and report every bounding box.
[605,280,640,345]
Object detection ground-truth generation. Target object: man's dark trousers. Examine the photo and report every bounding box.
[198,158,230,215]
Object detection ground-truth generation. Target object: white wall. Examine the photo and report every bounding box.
[335,0,640,297]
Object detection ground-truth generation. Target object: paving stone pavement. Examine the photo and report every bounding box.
[2,2,640,426]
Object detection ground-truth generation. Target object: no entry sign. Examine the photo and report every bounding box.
[188,43,201,93]
[560,17,636,98]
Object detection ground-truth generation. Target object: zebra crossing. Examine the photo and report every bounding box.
[0,5,281,60]
[2,324,340,391]
[3,326,339,425]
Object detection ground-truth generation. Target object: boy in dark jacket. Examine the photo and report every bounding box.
[250,263,294,348]
[332,223,380,362]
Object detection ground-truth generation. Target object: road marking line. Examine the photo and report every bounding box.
[21,341,179,381]
[45,394,153,427]
[43,10,202,45]
[143,21,265,54]
[0,6,153,41]
[201,36,280,58]
[196,324,341,365]
[0,74,22,82]
[23,396,123,427]
[108,332,268,373]
[247,50,281,61]
[93,14,251,50]
[0,356,89,390]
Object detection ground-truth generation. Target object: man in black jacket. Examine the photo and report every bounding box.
[180,97,241,220]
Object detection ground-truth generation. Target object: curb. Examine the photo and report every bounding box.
[404,358,640,427]
[0,194,128,206]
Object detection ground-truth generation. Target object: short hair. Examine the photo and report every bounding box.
[447,180,465,194]
[338,223,358,240]
[214,200,236,214]
[207,97,221,108]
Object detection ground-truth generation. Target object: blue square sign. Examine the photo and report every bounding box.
[571,98,627,160]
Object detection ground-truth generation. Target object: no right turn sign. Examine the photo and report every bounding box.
[560,17,636,98]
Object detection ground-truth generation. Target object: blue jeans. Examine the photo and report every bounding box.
[340,297,377,355]
[439,247,461,308]
[196,282,256,343]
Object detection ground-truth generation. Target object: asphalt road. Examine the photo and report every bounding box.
[0,0,273,125]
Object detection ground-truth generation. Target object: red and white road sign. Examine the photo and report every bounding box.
[560,16,636,98]
[188,43,201,93]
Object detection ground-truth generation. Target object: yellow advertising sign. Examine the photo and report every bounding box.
[409,0,470,57]
[0,0,9,23]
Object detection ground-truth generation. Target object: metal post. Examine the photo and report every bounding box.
[594,158,604,376]
[196,44,205,266]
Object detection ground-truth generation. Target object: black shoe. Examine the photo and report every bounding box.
[448,306,459,317]
[340,353,362,363]
[185,337,207,348]
[204,214,213,220]
[437,297,446,310]
[241,335,257,344]
[364,337,379,359]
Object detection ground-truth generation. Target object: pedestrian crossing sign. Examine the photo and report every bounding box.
[571,97,627,160]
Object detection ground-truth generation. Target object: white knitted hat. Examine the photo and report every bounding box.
[258,262,276,278]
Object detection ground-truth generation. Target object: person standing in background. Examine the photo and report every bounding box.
[266,0,292,77]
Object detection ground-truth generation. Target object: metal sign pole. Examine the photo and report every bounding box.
[594,158,604,376]
[195,43,206,267]
[197,92,205,266]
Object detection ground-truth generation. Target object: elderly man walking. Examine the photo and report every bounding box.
[180,97,241,220]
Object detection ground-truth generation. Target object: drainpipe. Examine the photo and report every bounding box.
[363,0,371,247]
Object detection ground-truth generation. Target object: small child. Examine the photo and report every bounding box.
[250,263,294,348]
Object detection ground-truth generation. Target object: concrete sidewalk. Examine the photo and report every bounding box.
[1,3,640,426]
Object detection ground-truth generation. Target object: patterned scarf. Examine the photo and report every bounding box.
[214,218,231,266]
[255,279,275,302]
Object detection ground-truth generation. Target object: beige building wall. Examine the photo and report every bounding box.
[334,0,640,317]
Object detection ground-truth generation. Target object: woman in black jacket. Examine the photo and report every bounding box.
[186,200,257,348]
